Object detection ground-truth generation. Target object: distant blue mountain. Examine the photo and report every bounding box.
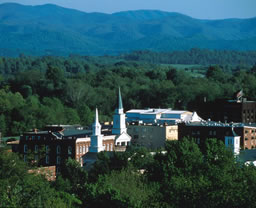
[0,3,255,56]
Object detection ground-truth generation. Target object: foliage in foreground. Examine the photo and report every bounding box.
[51,139,256,207]
[0,149,81,208]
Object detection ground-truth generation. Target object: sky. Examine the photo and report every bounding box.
[0,0,256,20]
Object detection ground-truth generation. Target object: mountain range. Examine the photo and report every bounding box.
[0,3,256,56]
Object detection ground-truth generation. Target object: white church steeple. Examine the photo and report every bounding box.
[89,108,105,153]
[92,108,101,136]
[112,88,127,135]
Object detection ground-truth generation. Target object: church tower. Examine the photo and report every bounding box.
[112,88,127,135]
[89,108,105,153]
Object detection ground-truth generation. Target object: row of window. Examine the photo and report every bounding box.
[24,154,57,165]
[24,144,72,155]
[104,143,114,151]
[76,145,89,155]
[245,130,256,134]
[25,135,43,140]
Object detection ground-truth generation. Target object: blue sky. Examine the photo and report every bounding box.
[1,0,256,19]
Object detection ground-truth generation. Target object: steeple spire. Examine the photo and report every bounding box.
[92,108,101,136]
[112,88,127,135]
[90,108,104,153]
[95,108,99,125]
[118,87,123,109]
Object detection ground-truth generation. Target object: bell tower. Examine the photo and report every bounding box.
[89,108,105,153]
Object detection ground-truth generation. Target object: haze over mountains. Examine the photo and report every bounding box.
[0,3,256,56]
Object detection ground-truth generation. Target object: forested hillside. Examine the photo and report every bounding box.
[0,3,256,56]
[0,54,256,136]
[121,48,256,66]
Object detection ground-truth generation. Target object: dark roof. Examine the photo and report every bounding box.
[62,129,91,137]
[239,149,256,162]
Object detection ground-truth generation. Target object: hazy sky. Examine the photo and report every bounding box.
[0,0,256,19]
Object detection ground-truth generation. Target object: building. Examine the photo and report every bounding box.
[112,88,131,147]
[126,108,195,125]
[18,123,115,173]
[126,109,201,149]
[178,120,256,150]
[197,98,256,123]
[17,88,131,173]
[128,123,178,149]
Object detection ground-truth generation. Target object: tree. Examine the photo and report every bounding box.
[0,150,80,207]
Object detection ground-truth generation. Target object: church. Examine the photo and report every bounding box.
[82,88,131,167]
[17,88,131,173]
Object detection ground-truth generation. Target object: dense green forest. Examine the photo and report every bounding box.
[0,52,256,136]
[121,48,256,66]
[2,138,256,207]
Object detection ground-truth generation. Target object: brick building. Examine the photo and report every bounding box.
[197,99,256,123]
[178,121,256,150]
[19,124,115,173]
[17,88,130,173]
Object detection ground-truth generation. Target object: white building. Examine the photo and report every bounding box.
[126,108,199,125]
[112,88,131,147]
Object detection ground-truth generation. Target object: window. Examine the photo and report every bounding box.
[86,146,89,152]
[134,135,139,140]
[57,145,61,154]
[76,147,79,154]
[32,136,35,140]
[24,155,27,162]
[57,156,61,165]
[34,155,38,161]
[35,145,38,153]
[80,146,82,153]
[213,131,216,136]
[107,144,109,151]
[38,136,40,140]
[197,131,200,135]
[46,155,49,164]
[83,146,85,154]
[245,138,248,141]
[25,136,28,140]
[196,138,200,144]
[110,144,113,151]
[68,146,72,155]
[24,144,28,153]
[209,131,212,136]
[56,167,60,174]
[228,139,233,145]
[45,145,49,154]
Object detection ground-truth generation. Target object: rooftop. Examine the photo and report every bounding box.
[182,120,256,128]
